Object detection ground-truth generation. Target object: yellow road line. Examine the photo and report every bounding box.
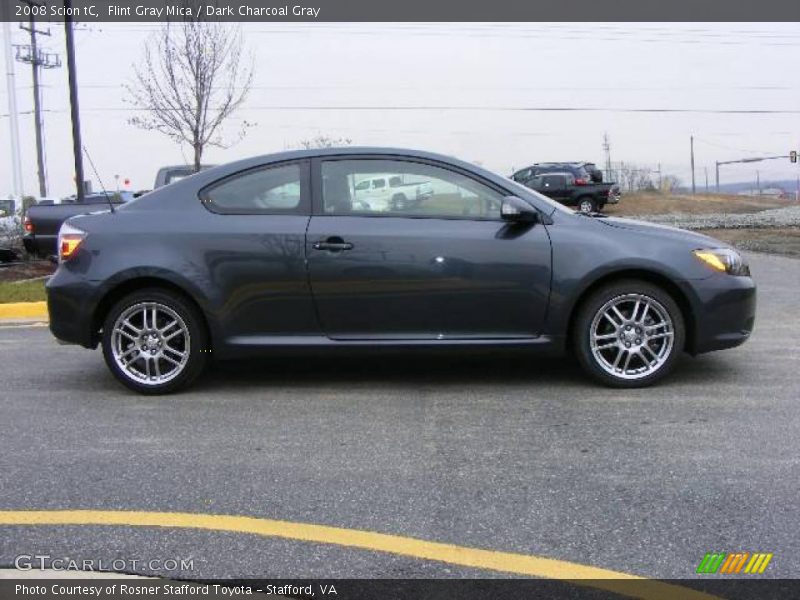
[0,510,720,600]
[0,301,48,320]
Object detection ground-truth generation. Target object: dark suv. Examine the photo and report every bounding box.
[513,161,606,182]
[526,172,618,213]
[512,163,620,213]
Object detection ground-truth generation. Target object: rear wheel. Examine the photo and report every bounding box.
[573,280,685,388]
[101,288,209,394]
[390,193,408,210]
[577,197,597,213]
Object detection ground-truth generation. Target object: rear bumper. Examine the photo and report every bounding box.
[46,266,100,348]
[680,274,756,354]
[22,234,36,255]
[23,233,56,257]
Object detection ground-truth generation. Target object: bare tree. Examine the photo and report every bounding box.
[125,18,254,171]
[298,135,352,149]
[661,174,682,193]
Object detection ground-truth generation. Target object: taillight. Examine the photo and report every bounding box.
[574,178,588,185]
[58,222,87,262]
[23,215,33,233]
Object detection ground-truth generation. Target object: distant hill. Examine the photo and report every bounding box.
[714,179,798,194]
[676,179,799,194]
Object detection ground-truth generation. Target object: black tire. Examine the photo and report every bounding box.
[101,288,209,394]
[576,197,597,213]
[572,280,685,388]
[390,193,408,210]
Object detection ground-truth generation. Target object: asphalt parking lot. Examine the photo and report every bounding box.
[0,252,798,584]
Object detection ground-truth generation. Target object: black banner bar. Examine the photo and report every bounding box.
[3,0,800,23]
[2,579,800,600]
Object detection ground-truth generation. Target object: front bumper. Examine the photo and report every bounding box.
[680,274,756,354]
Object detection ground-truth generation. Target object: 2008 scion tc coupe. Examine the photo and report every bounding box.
[47,148,756,394]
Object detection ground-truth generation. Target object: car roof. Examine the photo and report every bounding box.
[127,146,569,218]
[157,147,507,193]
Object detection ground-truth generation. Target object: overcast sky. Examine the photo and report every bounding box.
[1,22,799,197]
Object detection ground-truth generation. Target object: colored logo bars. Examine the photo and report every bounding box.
[696,552,773,574]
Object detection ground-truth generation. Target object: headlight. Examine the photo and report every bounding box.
[693,248,750,276]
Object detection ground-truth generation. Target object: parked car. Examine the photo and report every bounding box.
[512,162,620,211]
[512,162,596,184]
[352,174,433,211]
[154,165,215,188]
[24,162,211,258]
[526,172,620,213]
[46,148,755,394]
[23,192,134,258]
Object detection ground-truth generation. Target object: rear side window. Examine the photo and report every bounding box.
[513,168,532,182]
[201,163,306,214]
[541,175,564,187]
[574,167,590,180]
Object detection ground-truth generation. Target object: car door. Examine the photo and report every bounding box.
[540,174,567,202]
[306,157,552,340]
[197,160,319,341]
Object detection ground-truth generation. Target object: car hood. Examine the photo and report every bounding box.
[596,216,729,248]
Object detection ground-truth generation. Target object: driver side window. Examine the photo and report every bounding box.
[321,159,505,220]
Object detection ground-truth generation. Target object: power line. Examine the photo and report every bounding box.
[47,83,800,93]
[25,105,800,114]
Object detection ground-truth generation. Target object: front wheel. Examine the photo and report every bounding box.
[101,288,209,394]
[573,280,685,388]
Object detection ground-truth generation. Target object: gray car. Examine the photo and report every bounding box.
[46,148,756,394]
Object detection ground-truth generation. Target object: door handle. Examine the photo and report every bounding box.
[313,237,353,252]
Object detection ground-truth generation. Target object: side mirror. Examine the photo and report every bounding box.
[501,196,539,223]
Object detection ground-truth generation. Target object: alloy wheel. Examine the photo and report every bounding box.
[110,302,191,386]
[589,293,675,380]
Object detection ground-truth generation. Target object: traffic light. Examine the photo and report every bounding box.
[791,150,798,163]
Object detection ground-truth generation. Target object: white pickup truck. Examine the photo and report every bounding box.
[352,175,433,212]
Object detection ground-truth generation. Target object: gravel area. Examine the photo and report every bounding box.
[626,204,800,230]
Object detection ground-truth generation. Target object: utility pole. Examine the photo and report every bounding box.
[715,161,720,193]
[1,7,24,205]
[690,135,696,195]
[64,0,85,202]
[756,170,761,196]
[602,132,612,180]
[16,0,61,198]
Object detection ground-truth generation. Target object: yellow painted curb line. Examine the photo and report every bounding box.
[0,510,720,600]
[0,301,48,320]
